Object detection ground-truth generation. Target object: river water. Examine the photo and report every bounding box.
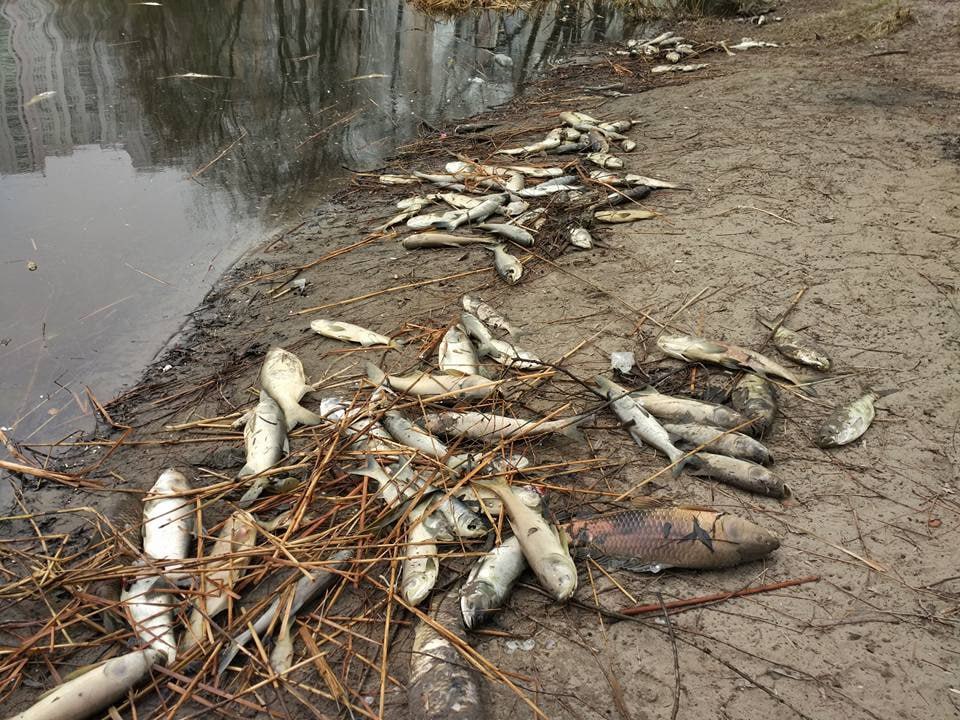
[0,0,642,455]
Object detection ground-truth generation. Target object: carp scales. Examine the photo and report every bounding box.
[565,505,780,571]
[730,373,778,437]
[310,318,398,348]
[408,592,487,720]
[656,333,814,394]
[816,390,892,448]
[759,318,831,371]
[237,391,288,479]
[686,451,790,498]
[260,347,324,429]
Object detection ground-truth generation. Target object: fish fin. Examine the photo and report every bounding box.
[347,457,383,480]
[237,463,257,479]
[558,413,591,443]
[670,454,690,478]
[231,410,252,429]
[365,361,387,386]
[867,387,898,400]
[238,478,269,505]
[286,404,324,429]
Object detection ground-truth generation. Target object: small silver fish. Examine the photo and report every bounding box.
[496,128,563,156]
[816,390,892,448]
[24,90,57,108]
[260,347,323,429]
[461,294,519,336]
[237,391,288,479]
[759,318,831,371]
[486,244,523,284]
[687,451,789,498]
[366,362,495,401]
[402,498,443,605]
[586,152,624,170]
[438,324,480,376]
[142,469,193,577]
[651,63,709,73]
[477,222,535,247]
[460,534,526,629]
[568,227,593,249]
[424,410,586,444]
[595,208,657,222]
[662,422,772,464]
[402,233,494,249]
[461,312,541,370]
[121,576,177,666]
[310,318,397,348]
[730,373,778,437]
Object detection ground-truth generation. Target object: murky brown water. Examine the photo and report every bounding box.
[0,0,640,468]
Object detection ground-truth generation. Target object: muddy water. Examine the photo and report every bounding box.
[0,0,639,460]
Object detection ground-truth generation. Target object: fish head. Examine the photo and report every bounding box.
[655,334,695,360]
[455,509,490,537]
[401,562,438,606]
[459,581,499,629]
[154,468,190,494]
[542,554,578,601]
[716,516,780,562]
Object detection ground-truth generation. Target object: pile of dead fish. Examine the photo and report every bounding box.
[616,28,779,76]
[374,110,683,282]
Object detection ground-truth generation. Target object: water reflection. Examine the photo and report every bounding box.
[0,0,634,445]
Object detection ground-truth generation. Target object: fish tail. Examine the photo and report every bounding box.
[669,450,690,478]
[560,413,591,443]
[365,361,387,386]
[236,463,256,479]
[286,404,324,428]
[388,337,405,350]
[347,456,381,480]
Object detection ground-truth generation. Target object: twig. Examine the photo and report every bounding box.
[191,128,247,179]
[657,593,681,720]
[620,576,820,616]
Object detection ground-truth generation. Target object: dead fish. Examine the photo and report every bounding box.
[503,198,530,216]
[460,488,542,628]
[656,334,814,394]
[11,648,163,720]
[477,223,535,247]
[237,391,288,480]
[496,128,563,156]
[142,469,193,578]
[462,195,507,225]
[402,498,445,605]
[218,549,353,675]
[398,196,437,211]
[260,347,323,429]
[439,324,480,376]
[588,129,610,153]
[665,50,681,63]
[409,592,487,720]
[461,312,541,370]
[625,173,680,189]
[383,410,455,461]
[349,457,425,509]
[424,410,586,444]
[604,185,652,206]
[462,294,519,336]
[182,511,257,651]
[730,373,778,437]
[121,576,177,666]
[438,193,486,210]
[595,208,657,223]
[379,175,419,185]
[816,390,893,448]
[505,172,525,192]
[620,139,637,152]
[630,386,751,430]
[407,210,467,231]
[759,318,831,371]
[460,536,527,629]
[517,182,581,198]
[586,152,624,170]
[310,318,398,348]
[366,362,495,401]
[23,91,57,108]
[651,63,709,73]
[686,451,789,498]
[599,120,632,133]
[476,480,577,601]
[568,227,593,249]
[455,483,541,517]
[402,233,494,249]
[730,37,779,50]
[595,376,687,476]
[445,160,563,179]
[485,244,523,284]
[663,422,772,464]
[565,504,780,571]
[414,171,467,185]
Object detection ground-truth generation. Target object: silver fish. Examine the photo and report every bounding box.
[816,391,892,448]
[455,481,540,516]
[586,152,624,170]
[461,312,541,370]
[476,481,577,601]
[496,128,563,156]
[662,422,772,464]
[759,318,831,371]
[651,63,709,73]
[15,652,163,720]
[656,333,813,393]
[599,120,632,133]
[730,38,779,50]
[402,233,495,249]
[630,386,751,430]
[687,451,789,498]
[349,457,425,509]
[624,173,680,189]
[402,498,443,605]
[398,195,436,211]
[23,90,57,108]
[438,193,486,210]
[438,324,480,376]
[423,410,585,444]
[462,294,519,336]
[462,195,507,225]
[142,469,193,577]
[503,198,530,216]
[310,318,397,348]
[366,362,495,401]
[121,576,177,666]
[594,376,687,476]
[407,210,467,231]
[409,592,485,720]
[486,244,523,284]
[460,534,526,629]
[568,227,593,249]
[260,347,323,429]
[237,391,288,479]
[595,208,657,222]
[477,222,535,247]
[379,174,418,185]
[730,373,778,437]
[383,410,453,460]
[517,182,581,198]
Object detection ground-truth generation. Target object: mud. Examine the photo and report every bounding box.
[4,0,959,718]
